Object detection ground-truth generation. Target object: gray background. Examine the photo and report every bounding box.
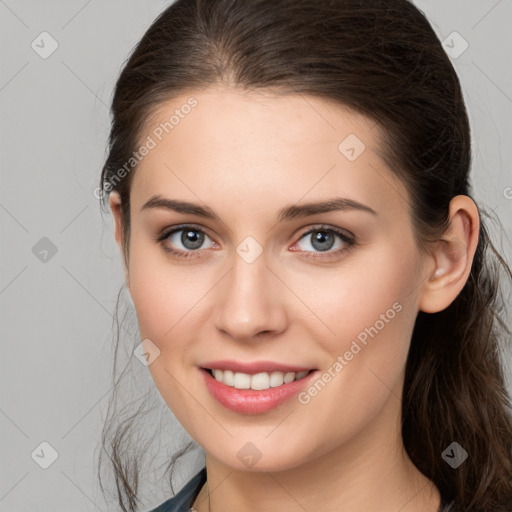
[1,1,511,511]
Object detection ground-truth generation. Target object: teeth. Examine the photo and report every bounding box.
[210,369,310,390]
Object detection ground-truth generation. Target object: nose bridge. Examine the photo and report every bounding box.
[214,242,287,340]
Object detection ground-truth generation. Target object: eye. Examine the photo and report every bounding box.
[157,225,216,258]
[157,223,356,260]
[292,225,355,258]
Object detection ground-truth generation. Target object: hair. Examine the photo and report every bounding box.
[97,1,512,511]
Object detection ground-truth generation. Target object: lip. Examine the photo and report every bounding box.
[200,359,315,374]
[200,367,319,414]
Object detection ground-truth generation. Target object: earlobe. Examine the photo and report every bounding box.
[418,195,480,314]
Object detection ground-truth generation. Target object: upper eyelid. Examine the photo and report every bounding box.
[160,223,212,238]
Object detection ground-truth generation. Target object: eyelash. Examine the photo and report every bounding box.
[156,224,356,260]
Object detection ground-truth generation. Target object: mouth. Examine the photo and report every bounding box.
[200,366,320,414]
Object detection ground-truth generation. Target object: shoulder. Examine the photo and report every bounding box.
[147,467,207,512]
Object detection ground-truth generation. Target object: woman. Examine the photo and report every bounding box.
[97,0,512,511]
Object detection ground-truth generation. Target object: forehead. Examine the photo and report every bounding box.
[141,85,379,155]
[130,86,408,219]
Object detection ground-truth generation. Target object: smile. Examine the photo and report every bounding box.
[200,367,320,414]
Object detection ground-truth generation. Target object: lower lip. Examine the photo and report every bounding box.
[200,368,319,414]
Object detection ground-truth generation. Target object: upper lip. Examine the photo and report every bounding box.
[200,360,316,374]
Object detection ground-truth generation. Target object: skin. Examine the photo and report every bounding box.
[109,86,480,512]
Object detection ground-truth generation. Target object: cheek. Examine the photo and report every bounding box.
[295,241,419,344]
[127,234,203,341]
[127,246,207,421]
[288,253,419,452]
[291,238,421,408]
[127,219,225,379]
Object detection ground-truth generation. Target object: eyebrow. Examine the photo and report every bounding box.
[140,195,377,222]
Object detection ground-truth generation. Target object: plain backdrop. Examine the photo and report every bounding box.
[1,1,511,511]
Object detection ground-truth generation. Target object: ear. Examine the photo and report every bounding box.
[418,195,480,314]
[108,191,130,289]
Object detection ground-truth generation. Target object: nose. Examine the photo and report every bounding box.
[213,250,288,342]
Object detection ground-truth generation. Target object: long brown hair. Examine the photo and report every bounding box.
[97,1,512,510]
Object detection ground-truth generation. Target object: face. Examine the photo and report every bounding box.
[112,86,431,472]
